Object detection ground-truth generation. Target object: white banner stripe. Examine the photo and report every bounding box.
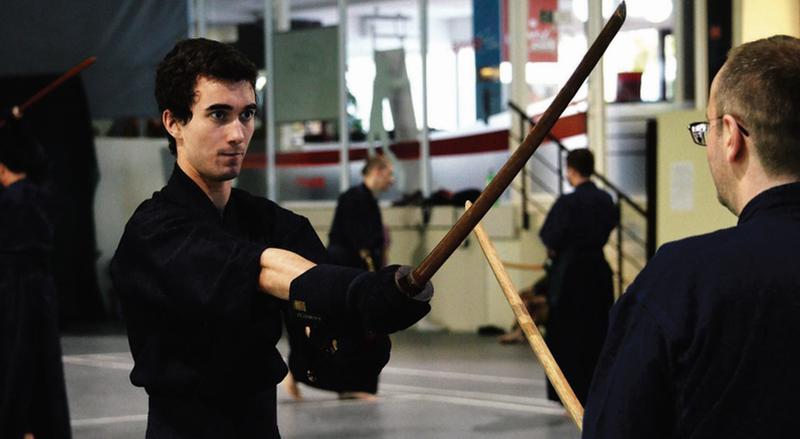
[380,383,557,408]
[71,414,147,427]
[382,366,546,386]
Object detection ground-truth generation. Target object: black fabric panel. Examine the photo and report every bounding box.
[0,75,105,325]
[0,1,187,117]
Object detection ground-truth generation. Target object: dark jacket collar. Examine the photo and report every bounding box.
[738,181,800,225]
[574,180,597,191]
[161,164,230,222]
[358,182,377,199]
[2,178,32,200]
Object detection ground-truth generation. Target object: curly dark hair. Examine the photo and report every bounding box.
[155,38,258,154]
[0,119,48,182]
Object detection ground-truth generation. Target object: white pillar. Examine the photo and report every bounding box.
[508,0,528,142]
[418,0,431,196]
[187,0,196,38]
[196,0,208,37]
[673,0,687,104]
[694,0,709,110]
[338,0,350,193]
[276,0,290,30]
[508,0,528,207]
[587,0,607,174]
[264,0,277,200]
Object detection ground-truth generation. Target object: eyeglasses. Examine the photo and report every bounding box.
[687,116,750,146]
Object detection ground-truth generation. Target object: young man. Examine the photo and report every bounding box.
[110,38,433,438]
[0,120,71,439]
[583,35,800,438]
[538,148,618,405]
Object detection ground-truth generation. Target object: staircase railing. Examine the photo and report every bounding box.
[508,101,654,294]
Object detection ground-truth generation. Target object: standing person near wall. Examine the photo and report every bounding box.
[285,155,395,401]
[110,38,433,438]
[583,35,800,439]
[539,148,618,405]
[328,155,394,272]
[0,118,71,439]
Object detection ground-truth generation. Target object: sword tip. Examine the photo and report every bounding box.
[615,1,627,21]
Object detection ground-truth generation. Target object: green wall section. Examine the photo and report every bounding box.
[656,109,736,248]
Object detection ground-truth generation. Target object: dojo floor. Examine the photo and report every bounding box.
[63,329,580,438]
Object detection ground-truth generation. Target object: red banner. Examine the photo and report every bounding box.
[502,0,559,63]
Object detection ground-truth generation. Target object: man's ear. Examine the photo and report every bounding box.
[721,114,745,163]
[162,110,183,143]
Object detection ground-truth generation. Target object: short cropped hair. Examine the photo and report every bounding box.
[155,38,258,154]
[0,121,47,181]
[362,155,391,176]
[715,35,800,178]
[566,148,594,178]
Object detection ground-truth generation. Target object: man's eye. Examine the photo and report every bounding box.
[210,110,227,121]
[240,109,256,121]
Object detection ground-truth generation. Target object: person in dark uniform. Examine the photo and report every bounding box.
[328,155,394,271]
[583,35,800,438]
[285,155,395,401]
[0,119,71,439]
[539,148,618,405]
[109,38,433,439]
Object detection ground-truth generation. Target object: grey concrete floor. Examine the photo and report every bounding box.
[62,330,580,438]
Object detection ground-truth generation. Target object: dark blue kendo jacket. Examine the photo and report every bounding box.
[583,182,800,438]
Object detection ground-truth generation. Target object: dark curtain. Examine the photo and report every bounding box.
[0,75,104,325]
[0,1,187,118]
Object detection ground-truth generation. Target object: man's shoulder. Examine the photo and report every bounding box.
[338,184,368,201]
[231,188,311,227]
[627,227,735,290]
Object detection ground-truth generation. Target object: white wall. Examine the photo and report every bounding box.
[94,138,169,300]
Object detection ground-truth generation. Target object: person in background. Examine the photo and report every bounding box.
[539,148,618,405]
[0,117,71,439]
[328,154,395,272]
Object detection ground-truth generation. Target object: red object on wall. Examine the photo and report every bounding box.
[616,72,642,102]
[502,0,559,63]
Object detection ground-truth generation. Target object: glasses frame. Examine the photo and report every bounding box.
[687,116,750,146]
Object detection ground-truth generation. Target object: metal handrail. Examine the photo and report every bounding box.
[508,100,651,294]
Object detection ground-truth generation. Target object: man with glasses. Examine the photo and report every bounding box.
[582,35,800,438]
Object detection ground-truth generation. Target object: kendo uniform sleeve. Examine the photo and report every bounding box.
[540,196,570,252]
[581,292,674,438]
[290,264,431,335]
[582,248,678,439]
[278,197,430,392]
[111,197,288,397]
[285,262,431,391]
[112,202,266,318]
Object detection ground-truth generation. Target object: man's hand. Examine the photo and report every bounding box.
[259,248,316,300]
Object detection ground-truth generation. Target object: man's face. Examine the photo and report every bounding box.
[706,72,735,213]
[374,164,395,192]
[170,76,257,183]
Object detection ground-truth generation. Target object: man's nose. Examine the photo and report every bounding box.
[227,119,247,144]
